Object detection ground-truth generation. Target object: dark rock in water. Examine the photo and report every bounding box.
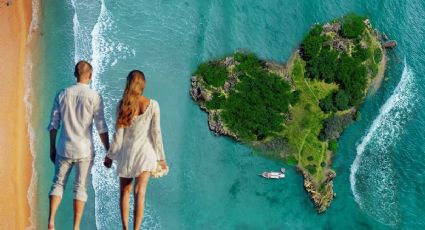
[383,40,397,49]
[382,33,389,41]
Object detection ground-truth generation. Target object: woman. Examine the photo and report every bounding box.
[104,70,168,230]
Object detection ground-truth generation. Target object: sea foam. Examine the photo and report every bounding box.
[70,0,156,229]
[25,0,41,229]
[350,59,417,227]
[70,1,118,228]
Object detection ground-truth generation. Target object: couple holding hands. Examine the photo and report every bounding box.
[47,61,168,230]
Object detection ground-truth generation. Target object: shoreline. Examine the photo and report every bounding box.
[370,48,388,94]
[190,16,387,213]
[0,0,34,229]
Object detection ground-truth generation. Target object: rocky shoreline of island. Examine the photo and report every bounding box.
[190,14,391,213]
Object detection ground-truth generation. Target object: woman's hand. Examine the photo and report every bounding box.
[104,156,113,168]
[159,160,167,169]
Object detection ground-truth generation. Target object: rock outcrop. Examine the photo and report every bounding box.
[190,15,390,214]
[207,110,238,139]
[383,40,397,49]
[300,167,336,213]
[190,76,210,104]
[190,75,238,139]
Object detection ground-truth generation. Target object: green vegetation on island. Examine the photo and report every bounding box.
[196,52,297,141]
[190,13,387,213]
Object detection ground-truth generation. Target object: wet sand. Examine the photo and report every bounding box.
[0,0,34,229]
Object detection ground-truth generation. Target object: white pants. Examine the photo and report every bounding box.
[49,154,93,202]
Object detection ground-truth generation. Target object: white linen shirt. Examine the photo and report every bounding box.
[47,83,108,159]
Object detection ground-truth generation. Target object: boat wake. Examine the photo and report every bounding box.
[350,59,417,227]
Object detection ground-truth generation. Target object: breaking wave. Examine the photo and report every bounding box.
[350,59,417,227]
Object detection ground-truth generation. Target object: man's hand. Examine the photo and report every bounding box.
[104,156,113,168]
[159,160,167,169]
[49,129,58,164]
[50,147,56,163]
[99,132,110,151]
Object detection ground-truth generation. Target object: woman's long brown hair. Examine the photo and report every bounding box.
[116,70,146,128]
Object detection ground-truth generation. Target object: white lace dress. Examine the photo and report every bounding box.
[106,99,166,178]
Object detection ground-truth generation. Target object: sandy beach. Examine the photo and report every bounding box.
[0,0,34,229]
[371,48,388,94]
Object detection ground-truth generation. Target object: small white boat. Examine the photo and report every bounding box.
[259,168,286,179]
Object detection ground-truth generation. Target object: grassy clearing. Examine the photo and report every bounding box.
[283,55,338,182]
[191,15,385,212]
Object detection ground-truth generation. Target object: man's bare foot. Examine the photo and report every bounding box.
[48,222,55,230]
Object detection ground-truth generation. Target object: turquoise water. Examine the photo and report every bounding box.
[34,0,425,229]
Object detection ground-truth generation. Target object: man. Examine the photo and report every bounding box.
[47,61,109,230]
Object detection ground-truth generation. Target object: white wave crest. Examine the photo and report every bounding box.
[350,59,417,226]
[27,0,40,42]
[90,1,122,229]
[82,0,157,229]
[70,0,93,62]
[25,0,41,229]
[90,1,135,86]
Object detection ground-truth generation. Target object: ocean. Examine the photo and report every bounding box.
[32,0,425,229]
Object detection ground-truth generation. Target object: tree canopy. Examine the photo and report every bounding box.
[199,52,297,141]
[301,13,372,112]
